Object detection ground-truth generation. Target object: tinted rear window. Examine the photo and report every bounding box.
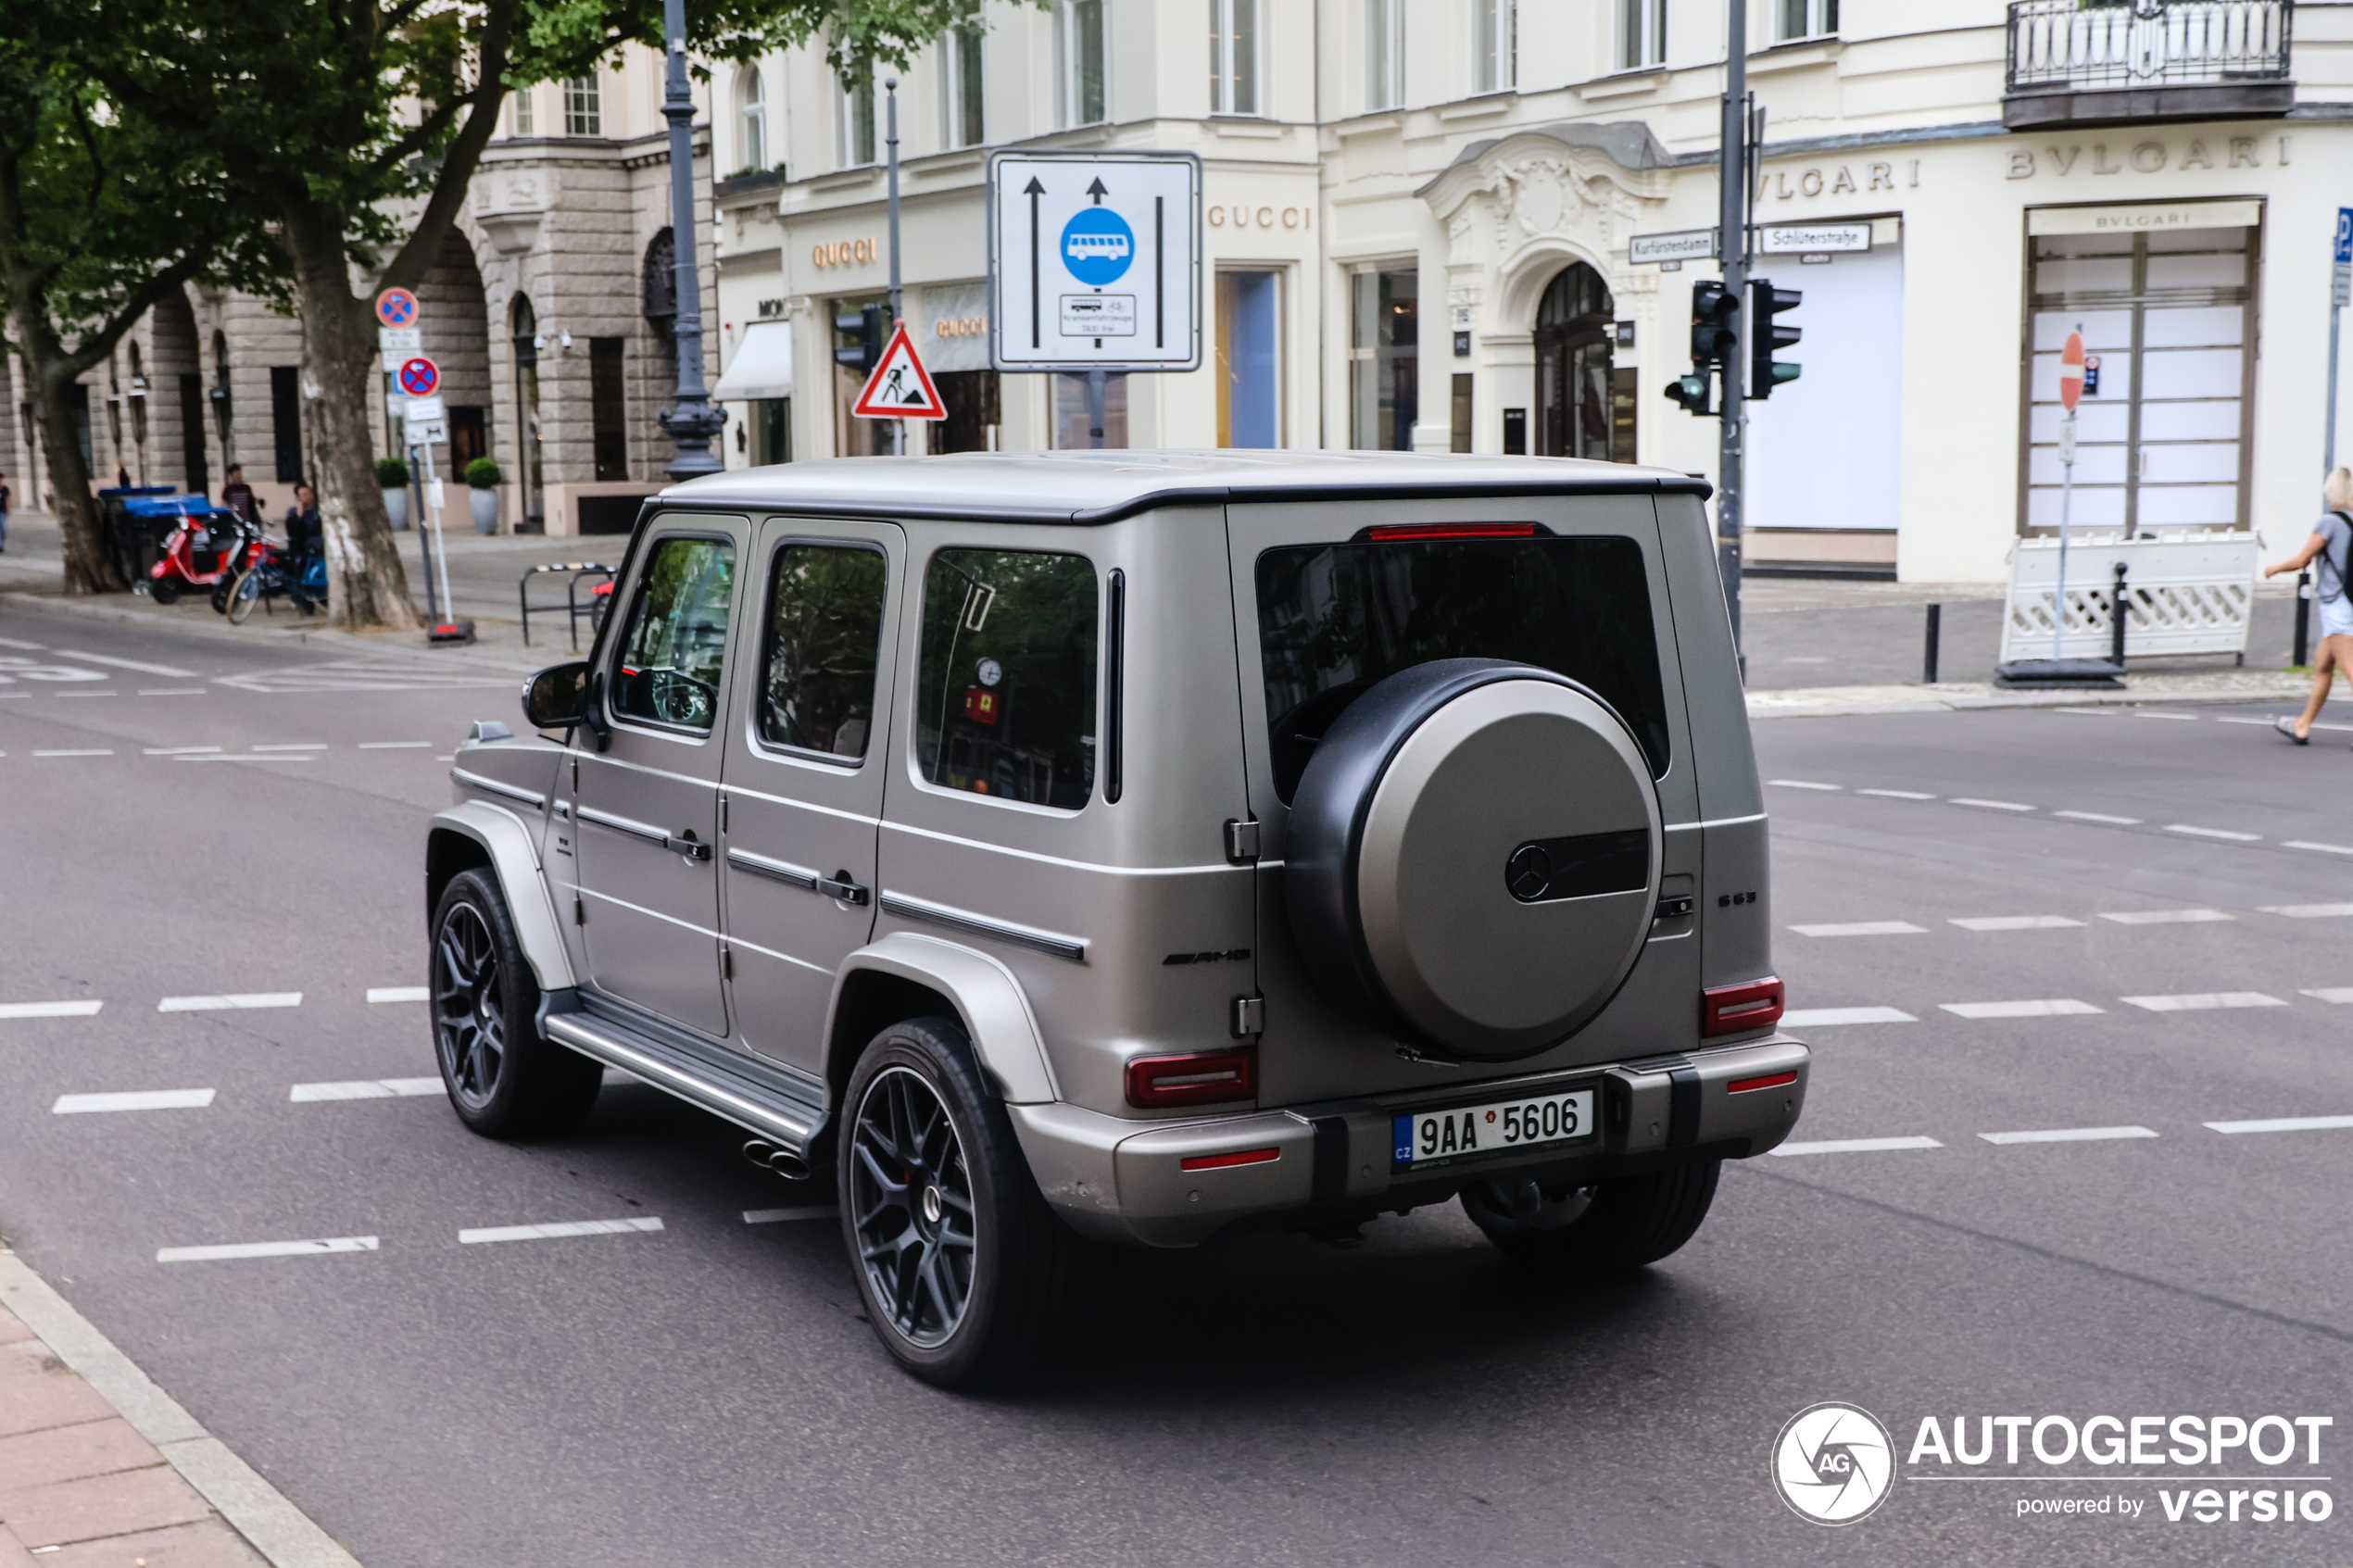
[1255,535,1669,802]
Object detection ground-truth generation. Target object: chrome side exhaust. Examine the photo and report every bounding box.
[741,1138,812,1181]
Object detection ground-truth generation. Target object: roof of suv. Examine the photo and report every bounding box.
[655,449,1712,525]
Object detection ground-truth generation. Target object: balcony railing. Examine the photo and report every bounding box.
[2007,0,2291,94]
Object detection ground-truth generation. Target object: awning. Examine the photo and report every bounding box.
[711,320,793,401]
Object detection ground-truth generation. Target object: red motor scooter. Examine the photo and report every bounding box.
[147,506,262,607]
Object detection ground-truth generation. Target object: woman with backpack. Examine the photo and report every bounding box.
[2265,466,2353,744]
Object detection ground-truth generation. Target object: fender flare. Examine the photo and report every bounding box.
[827,931,1060,1105]
[426,801,577,994]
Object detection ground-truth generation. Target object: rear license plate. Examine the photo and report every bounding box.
[1392,1088,1597,1169]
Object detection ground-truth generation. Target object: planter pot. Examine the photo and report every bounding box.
[469,488,499,533]
[382,487,409,530]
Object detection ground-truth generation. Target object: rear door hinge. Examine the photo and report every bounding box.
[1231,995,1265,1037]
[1224,819,1261,864]
[722,945,734,981]
[573,895,585,926]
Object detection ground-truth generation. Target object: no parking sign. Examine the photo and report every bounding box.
[396,358,440,398]
[376,288,419,329]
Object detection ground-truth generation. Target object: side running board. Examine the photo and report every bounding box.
[542,1005,826,1156]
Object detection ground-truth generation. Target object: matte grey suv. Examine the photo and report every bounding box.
[424,451,1807,1386]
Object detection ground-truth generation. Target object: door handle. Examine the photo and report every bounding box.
[816,871,870,905]
[668,830,712,862]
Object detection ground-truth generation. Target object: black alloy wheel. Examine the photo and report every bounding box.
[849,1065,977,1348]
[428,869,600,1138]
[434,900,507,1114]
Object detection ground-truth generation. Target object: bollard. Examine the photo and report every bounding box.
[2110,561,2129,668]
[1922,602,1942,684]
[2295,569,2311,668]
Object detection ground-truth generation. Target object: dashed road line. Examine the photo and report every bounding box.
[157,992,301,1011]
[458,1218,664,1245]
[157,1236,377,1263]
[2133,710,2198,721]
[0,635,44,649]
[367,985,428,1003]
[0,1000,102,1019]
[1767,779,1841,791]
[2120,992,2287,1012]
[2298,987,2353,1004]
[2284,840,2353,856]
[744,1207,837,1224]
[1979,1125,2158,1146]
[358,741,432,749]
[290,1078,442,1102]
[2206,1114,2353,1135]
[1781,1007,1917,1026]
[1950,915,2085,931]
[1790,921,1927,937]
[54,690,118,698]
[55,649,196,677]
[1771,1136,1943,1157]
[145,746,221,755]
[252,743,327,752]
[2099,909,2233,925]
[2165,824,2260,843]
[2262,903,2353,918]
[1940,998,2103,1019]
[54,1089,215,1114]
[1952,797,2034,811]
[2056,809,2142,825]
[31,748,111,757]
[1857,788,1936,800]
[138,688,206,696]
[172,754,312,763]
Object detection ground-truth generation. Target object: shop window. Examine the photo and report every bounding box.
[937,371,1000,453]
[269,366,302,483]
[837,69,876,168]
[562,76,601,138]
[736,68,767,173]
[941,19,985,148]
[1350,268,1417,451]
[1210,0,1263,116]
[916,547,1099,809]
[1052,373,1126,449]
[753,398,790,465]
[1056,0,1106,128]
[1217,270,1279,448]
[1777,0,1836,41]
[1365,0,1403,109]
[449,406,486,474]
[761,543,885,759]
[1451,373,1473,453]
[590,337,627,482]
[1617,0,1665,69]
[1472,0,1515,94]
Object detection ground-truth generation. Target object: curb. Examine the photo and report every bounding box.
[1746,679,2333,720]
[0,1251,363,1568]
[0,590,540,675]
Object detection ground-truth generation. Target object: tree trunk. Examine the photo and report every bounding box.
[33,362,120,596]
[287,242,420,633]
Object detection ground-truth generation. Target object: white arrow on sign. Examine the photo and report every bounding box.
[988,151,1201,372]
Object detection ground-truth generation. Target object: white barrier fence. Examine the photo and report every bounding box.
[2001,528,2258,665]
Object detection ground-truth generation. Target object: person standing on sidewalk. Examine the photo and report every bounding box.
[220,464,255,521]
[2265,467,2353,744]
[0,470,10,552]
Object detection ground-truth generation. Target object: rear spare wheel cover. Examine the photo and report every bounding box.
[1286,660,1661,1060]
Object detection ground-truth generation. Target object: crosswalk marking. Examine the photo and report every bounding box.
[54,1088,215,1114]
[1770,1136,1943,1157]
[2120,992,2287,1012]
[1781,1007,1917,1026]
[2099,909,2232,925]
[1790,921,1927,937]
[1940,998,2102,1019]
[290,1078,442,1102]
[157,1236,377,1263]
[459,1217,664,1245]
[0,1000,102,1019]
[2206,1114,2353,1135]
[55,649,196,677]
[1949,915,2085,931]
[157,992,302,1011]
[1979,1125,2158,1146]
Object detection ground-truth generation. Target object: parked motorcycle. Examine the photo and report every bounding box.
[223,541,328,623]
[146,506,260,607]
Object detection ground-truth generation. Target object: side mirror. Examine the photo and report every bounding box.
[522,661,590,731]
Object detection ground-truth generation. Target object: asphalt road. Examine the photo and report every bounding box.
[2,598,2347,1568]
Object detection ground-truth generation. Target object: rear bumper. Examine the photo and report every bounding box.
[1011,1035,1809,1248]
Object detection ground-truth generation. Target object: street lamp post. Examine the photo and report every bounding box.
[656,0,724,481]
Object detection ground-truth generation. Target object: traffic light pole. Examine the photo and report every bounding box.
[1718,0,1749,660]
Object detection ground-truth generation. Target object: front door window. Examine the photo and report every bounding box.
[613,536,736,732]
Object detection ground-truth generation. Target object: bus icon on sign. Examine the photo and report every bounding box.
[1062,208,1135,286]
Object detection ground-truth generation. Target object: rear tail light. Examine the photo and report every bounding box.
[1125,1047,1258,1110]
[1727,1070,1799,1095]
[1179,1147,1280,1172]
[1363,522,1539,542]
[1702,977,1784,1037]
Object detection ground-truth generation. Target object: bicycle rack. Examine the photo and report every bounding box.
[519,562,615,651]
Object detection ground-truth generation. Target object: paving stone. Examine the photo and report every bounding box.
[0,1466,212,1549]
[0,1354,114,1440]
[0,1311,32,1348]
[0,1522,37,1568]
[45,1519,267,1568]
[0,1420,160,1492]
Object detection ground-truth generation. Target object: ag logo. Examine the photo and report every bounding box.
[1772,1402,1895,1525]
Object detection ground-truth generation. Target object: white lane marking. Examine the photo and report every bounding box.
[1951,915,2086,931]
[2054,707,2120,717]
[744,1207,838,1224]
[2207,1114,2353,1135]
[459,1217,664,1245]
[2120,992,2287,1012]
[54,1088,215,1114]
[1979,1125,2158,1146]
[2100,909,2233,925]
[1857,788,1936,800]
[436,754,456,761]
[1781,1007,1917,1026]
[2134,711,2199,721]
[54,691,119,698]
[172,754,311,763]
[367,986,428,1003]
[157,1236,377,1263]
[251,743,327,752]
[2284,840,2353,856]
[2056,810,2142,825]
[1766,779,1842,791]
[1782,656,1831,663]
[138,688,206,696]
[54,649,197,677]
[2262,904,2353,918]
[0,1000,103,1019]
[1789,922,1928,937]
[0,635,44,649]
[32,749,112,758]
[1940,998,2104,1019]
[2299,987,2353,1004]
[157,992,302,1011]
[2165,824,2261,843]
[357,741,432,749]
[1770,1136,1943,1157]
[1952,797,2034,811]
[290,1078,442,1101]
[145,746,222,756]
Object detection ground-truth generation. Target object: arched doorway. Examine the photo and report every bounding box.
[1532,262,1628,462]
[510,295,544,530]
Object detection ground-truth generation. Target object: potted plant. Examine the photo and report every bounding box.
[464,457,503,533]
[375,456,411,529]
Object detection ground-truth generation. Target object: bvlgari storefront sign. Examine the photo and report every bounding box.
[2025,199,2262,237]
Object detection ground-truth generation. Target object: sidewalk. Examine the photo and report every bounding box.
[0,1252,359,1568]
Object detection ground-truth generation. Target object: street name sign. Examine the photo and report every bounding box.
[1760,222,1870,255]
[851,321,947,420]
[988,151,1202,372]
[1629,229,1717,266]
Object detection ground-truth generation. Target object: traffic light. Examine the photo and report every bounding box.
[1689,280,1739,368]
[834,304,884,375]
[1748,278,1802,399]
[1663,370,1714,417]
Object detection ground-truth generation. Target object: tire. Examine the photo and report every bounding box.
[210,577,234,614]
[1461,1159,1721,1279]
[224,567,262,624]
[429,869,601,1138]
[838,1016,1080,1389]
[149,577,182,606]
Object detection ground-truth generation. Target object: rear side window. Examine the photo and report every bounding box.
[1255,533,1670,802]
[612,535,736,733]
[759,543,887,759]
[915,548,1098,809]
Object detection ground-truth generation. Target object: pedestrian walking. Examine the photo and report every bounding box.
[2264,466,2353,744]
[220,465,255,522]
